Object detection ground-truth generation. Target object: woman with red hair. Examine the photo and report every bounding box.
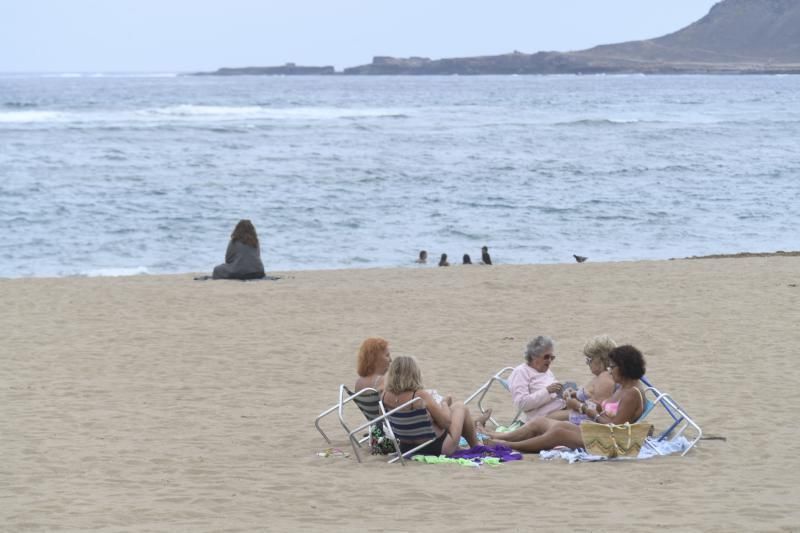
[355,337,392,392]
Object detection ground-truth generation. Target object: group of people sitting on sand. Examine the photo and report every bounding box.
[353,334,647,455]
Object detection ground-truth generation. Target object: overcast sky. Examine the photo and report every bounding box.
[3,0,721,72]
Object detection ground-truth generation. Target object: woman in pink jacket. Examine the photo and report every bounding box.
[507,336,567,422]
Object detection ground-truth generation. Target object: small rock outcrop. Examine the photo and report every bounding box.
[193,63,335,76]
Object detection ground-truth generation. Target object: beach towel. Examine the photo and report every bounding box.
[193,275,281,281]
[411,456,498,467]
[539,436,691,463]
[411,444,523,466]
[449,444,523,463]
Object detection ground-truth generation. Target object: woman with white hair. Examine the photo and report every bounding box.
[507,336,566,422]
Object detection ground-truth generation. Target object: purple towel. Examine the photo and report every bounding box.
[448,444,522,462]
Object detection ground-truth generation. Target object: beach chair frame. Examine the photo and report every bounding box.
[347,396,438,465]
[463,366,522,428]
[638,376,702,456]
[314,384,381,454]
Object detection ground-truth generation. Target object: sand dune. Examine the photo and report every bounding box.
[2,257,799,531]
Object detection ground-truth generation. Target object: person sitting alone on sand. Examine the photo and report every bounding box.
[481,345,646,453]
[212,219,265,280]
[508,336,567,422]
[463,254,472,264]
[562,335,617,425]
[438,253,450,267]
[416,250,428,264]
[382,355,490,456]
[354,337,392,392]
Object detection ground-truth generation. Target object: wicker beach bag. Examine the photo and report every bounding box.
[580,422,653,458]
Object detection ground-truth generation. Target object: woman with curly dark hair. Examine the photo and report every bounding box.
[481,345,647,453]
[212,219,265,280]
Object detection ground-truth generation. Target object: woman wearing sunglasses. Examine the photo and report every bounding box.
[562,335,618,425]
[481,345,647,453]
[507,336,567,422]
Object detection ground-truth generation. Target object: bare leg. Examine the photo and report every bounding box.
[547,409,570,422]
[497,422,584,453]
[459,404,481,448]
[481,417,557,442]
[441,401,468,455]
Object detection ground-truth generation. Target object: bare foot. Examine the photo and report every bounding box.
[483,437,508,447]
[475,408,493,427]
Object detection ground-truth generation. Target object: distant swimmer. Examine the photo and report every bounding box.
[416,250,428,264]
[463,254,472,265]
[481,246,492,265]
[573,254,588,263]
[439,253,450,267]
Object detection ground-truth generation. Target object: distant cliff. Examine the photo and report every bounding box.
[194,0,800,76]
[345,0,800,74]
[192,63,335,76]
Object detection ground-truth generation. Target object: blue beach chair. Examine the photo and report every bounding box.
[637,376,702,455]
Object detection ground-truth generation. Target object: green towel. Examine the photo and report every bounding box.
[411,455,502,467]
[494,420,524,433]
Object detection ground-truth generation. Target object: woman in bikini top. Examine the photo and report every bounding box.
[599,386,643,419]
[381,355,489,456]
[563,335,617,424]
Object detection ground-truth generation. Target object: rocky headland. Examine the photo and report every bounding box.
[196,0,800,76]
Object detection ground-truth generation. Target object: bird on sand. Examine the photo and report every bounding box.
[573,254,588,263]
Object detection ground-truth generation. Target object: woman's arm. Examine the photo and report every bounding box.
[584,388,640,425]
[508,369,557,411]
[417,389,452,429]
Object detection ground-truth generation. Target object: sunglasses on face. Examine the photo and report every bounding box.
[585,356,593,365]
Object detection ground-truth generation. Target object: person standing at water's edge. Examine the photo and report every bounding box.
[416,250,428,264]
[212,219,265,280]
[481,246,492,265]
[438,253,450,267]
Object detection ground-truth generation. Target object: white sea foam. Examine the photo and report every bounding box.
[0,105,409,126]
[0,110,65,123]
[81,266,151,277]
[139,105,407,121]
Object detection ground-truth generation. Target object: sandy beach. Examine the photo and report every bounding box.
[2,256,799,532]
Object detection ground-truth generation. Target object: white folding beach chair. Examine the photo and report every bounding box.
[347,396,439,465]
[637,376,702,455]
[463,366,523,428]
[314,384,382,457]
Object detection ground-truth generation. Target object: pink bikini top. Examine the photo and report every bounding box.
[601,400,619,417]
[601,388,643,419]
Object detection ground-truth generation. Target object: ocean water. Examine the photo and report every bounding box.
[1,73,799,278]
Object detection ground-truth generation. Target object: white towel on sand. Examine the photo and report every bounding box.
[539,436,691,463]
